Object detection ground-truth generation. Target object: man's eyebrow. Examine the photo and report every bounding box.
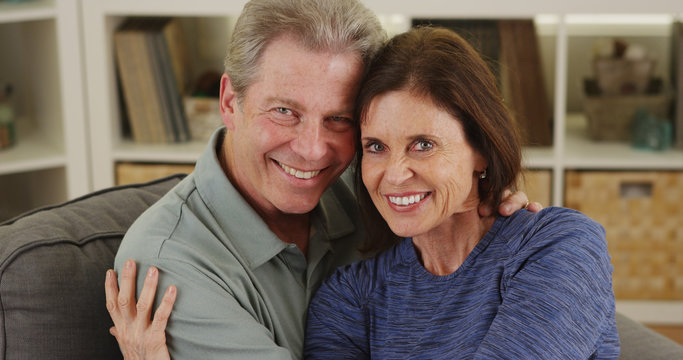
[264,96,303,110]
[263,96,354,117]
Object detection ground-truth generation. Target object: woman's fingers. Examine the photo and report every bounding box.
[105,260,175,359]
[118,259,138,319]
[105,269,121,323]
[136,266,160,324]
[151,285,177,334]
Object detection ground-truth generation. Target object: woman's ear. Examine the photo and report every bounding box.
[474,153,488,179]
[220,73,238,130]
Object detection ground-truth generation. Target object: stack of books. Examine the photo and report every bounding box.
[114,17,191,143]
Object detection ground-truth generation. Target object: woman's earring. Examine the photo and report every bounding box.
[479,169,487,180]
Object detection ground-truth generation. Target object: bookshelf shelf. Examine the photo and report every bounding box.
[522,146,556,169]
[564,114,683,170]
[0,127,65,175]
[113,139,206,163]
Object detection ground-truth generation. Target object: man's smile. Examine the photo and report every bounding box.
[275,160,323,180]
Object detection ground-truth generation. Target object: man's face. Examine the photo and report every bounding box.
[220,35,363,216]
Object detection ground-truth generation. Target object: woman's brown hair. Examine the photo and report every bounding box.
[355,26,522,254]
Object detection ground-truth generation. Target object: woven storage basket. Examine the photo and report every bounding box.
[583,94,671,141]
[565,170,683,300]
[593,58,654,95]
[518,169,552,207]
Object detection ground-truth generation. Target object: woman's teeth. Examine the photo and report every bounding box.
[389,193,427,206]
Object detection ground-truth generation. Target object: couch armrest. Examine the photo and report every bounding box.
[0,174,183,360]
[617,312,683,359]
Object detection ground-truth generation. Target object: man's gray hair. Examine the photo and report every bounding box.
[225,0,386,100]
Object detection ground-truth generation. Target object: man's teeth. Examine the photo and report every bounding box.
[278,162,321,180]
[389,193,427,206]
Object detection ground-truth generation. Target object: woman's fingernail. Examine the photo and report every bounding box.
[147,267,156,278]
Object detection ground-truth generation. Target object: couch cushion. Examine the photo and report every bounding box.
[0,174,183,360]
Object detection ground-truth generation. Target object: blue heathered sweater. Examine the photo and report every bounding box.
[304,207,620,359]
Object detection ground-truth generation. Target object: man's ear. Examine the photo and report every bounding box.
[220,73,238,130]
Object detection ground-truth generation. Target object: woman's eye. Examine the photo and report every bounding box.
[415,140,433,151]
[363,142,385,153]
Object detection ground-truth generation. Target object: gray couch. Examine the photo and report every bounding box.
[1,174,682,359]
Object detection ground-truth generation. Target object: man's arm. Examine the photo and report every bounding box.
[107,258,293,360]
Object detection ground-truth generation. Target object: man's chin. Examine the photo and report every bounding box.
[273,197,321,215]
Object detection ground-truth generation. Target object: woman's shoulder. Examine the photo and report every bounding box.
[499,207,607,257]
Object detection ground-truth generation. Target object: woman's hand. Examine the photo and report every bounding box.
[479,189,543,218]
[105,259,177,360]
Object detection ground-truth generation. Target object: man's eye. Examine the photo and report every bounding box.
[330,116,350,123]
[275,107,293,115]
[326,116,354,132]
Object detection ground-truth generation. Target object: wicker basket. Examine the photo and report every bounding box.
[565,170,683,300]
[594,58,654,95]
[518,169,552,207]
[583,94,671,141]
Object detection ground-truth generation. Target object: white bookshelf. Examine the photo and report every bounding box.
[0,0,88,220]
[81,0,250,189]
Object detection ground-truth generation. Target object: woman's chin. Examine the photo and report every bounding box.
[388,224,422,239]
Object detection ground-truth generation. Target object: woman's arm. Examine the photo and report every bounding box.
[474,210,619,359]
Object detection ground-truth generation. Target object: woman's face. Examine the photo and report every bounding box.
[361,90,486,238]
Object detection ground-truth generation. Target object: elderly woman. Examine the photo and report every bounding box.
[303,27,619,359]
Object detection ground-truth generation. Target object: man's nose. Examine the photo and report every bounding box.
[291,119,328,161]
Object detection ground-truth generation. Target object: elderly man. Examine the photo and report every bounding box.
[105,0,537,359]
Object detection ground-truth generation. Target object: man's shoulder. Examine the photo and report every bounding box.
[115,174,207,265]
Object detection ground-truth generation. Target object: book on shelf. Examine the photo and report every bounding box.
[497,19,552,147]
[114,17,191,144]
[673,21,683,149]
[411,18,552,146]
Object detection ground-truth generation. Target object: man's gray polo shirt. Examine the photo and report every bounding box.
[115,128,365,359]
